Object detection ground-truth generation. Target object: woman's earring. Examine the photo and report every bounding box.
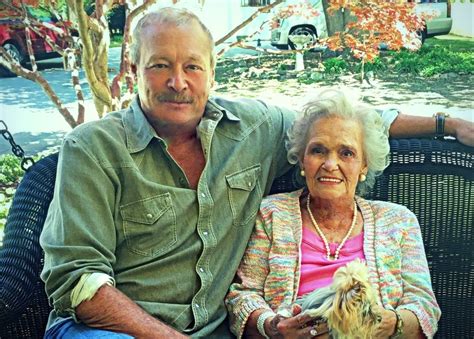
[359,173,367,182]
[300,169,305,177]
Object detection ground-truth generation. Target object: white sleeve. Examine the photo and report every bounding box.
[70,272,115,308]
[377,108,400,135]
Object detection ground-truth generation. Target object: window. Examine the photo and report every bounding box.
[241,0,273,7]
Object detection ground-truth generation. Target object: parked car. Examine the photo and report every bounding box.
[0,5,79,77]
[270,0,328,50]
[270,0,452,50]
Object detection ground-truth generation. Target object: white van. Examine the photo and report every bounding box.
[270,0,328,49]
[415,0,452,41]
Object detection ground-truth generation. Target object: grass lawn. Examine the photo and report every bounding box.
[424,35,474,52]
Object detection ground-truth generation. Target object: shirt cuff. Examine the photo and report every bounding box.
[70,272,115,308]
[377,108,400,135]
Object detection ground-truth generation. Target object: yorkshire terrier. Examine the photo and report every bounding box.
[295,259,381,338]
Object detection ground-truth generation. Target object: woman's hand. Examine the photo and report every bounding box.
[265,305,329,339]
[372,305,397,338]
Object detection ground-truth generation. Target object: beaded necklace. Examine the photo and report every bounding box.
[306,195,357,261]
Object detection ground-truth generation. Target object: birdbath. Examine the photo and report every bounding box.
[288,34,313,71]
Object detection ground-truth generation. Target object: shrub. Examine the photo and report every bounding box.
[323,57,347,75]
[0,154,25,239]
[0,155,24,185]
[391,46,474,76]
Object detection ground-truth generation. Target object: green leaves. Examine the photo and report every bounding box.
[0,155,24,185]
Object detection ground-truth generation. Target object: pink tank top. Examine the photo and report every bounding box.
[297,226,365,297]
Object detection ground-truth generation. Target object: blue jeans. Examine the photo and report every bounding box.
[44,319,134,338]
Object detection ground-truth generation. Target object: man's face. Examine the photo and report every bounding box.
[133,20,215,133]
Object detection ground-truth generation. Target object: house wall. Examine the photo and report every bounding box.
[149,0,273,43]
[450,2,474,37]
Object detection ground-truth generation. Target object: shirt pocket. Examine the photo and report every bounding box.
[120,193,177,257]
[225,165,262,228]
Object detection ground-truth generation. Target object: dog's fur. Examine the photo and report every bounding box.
[295,259,381,339]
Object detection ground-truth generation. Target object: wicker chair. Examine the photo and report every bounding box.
[0,153,57,339]
[0,139,472,338]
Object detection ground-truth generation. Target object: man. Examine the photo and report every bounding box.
[40,7,473,338]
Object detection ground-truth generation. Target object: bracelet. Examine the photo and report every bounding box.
[389,309,404,339]
[433,112,450,139]
[257,310,275,339]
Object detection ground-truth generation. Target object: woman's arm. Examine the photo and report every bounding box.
[393,209,441,338]
[225,213,275,338]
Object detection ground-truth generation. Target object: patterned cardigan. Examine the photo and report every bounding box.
[225,189,441,338]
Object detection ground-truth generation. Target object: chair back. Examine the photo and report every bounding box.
[369,139,473,339]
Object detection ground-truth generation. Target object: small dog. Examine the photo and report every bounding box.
[295,259,381,338]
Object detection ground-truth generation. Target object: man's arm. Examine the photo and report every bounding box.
[389,113,474,147]
[76,284,187,338]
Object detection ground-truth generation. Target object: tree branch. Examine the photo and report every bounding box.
[0,47,78,128]
[111,0,159,109]
[215,0,284,45]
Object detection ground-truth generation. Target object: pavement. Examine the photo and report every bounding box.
[0,47,122,156]
[1,36,473,157]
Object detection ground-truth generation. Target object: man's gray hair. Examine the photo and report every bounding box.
[286,89,390,196]
[130,7,216,68]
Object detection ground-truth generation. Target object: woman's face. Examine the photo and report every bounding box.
[302,116,368,202]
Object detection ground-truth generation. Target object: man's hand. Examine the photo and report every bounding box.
[448,117,474,147]
[76,284,187,338]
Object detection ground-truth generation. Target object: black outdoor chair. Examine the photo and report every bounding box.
[0,139,473,338]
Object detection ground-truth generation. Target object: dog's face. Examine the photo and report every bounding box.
[327,259,381,339]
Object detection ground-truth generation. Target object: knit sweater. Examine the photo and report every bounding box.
[225,189,441,338]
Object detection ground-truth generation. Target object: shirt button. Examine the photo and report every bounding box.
[195,304,200,309]
[146,213,153,219]
[201,193,206,198]
[203,231,208,236]
[248,182,252,187]
[199,267,204,273]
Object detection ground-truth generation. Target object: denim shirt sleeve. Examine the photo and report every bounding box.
[40,136,116,318]
[269,104,297,172]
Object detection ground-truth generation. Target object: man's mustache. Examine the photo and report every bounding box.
[157,93,194,104]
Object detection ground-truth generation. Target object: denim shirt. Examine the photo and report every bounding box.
[40,96,296,336]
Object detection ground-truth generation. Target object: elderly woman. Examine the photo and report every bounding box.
[225,90,440,339]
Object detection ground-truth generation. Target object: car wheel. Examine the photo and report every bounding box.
[420,28,427,43]
[288,26,317,50]
[0,43,24,77]
[416,24,428,44]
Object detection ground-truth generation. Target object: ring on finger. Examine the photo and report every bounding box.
[310,328,318,336]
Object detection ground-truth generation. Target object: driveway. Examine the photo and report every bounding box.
[1,45,473,156]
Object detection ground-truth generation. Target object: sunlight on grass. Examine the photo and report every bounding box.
[424,36,474,52]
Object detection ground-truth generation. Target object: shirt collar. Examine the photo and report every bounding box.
[123,97,157,154]
[123,96,240,154]
[205,97,240,122]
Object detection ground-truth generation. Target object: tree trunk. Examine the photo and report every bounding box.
[322,0,352,36]
[68,0,113,117]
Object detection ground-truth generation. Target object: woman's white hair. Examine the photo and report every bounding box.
[286,89,390,196]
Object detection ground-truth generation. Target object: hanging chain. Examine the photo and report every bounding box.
[0,120,35,171]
